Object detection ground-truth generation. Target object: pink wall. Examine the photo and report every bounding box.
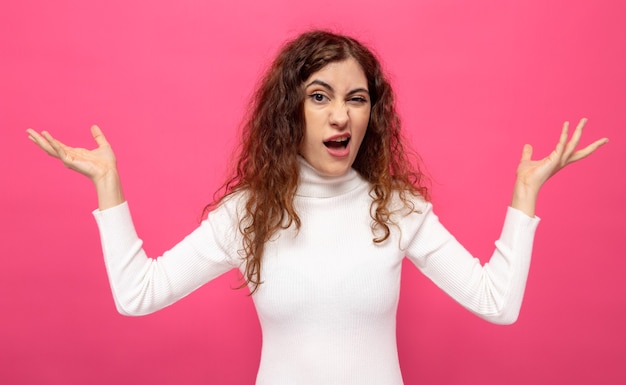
[2,0,625,384]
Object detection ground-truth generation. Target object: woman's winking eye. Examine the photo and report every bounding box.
[349,96,368,104]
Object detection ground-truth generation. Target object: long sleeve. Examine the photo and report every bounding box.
[93,201,241,316]
[405,204,540,324]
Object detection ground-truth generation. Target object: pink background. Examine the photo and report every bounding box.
[2,0,625,384]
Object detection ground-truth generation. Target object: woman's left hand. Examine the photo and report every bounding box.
[511,118,608,217]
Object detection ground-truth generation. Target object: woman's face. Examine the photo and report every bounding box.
[300,57,371,176]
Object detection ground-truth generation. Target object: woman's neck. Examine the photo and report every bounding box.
[296,156,363,198]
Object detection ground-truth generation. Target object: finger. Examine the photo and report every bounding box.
[27,129,61,158]
[91,125,109,147]
[562,118,586,161]
[567,137,609,163]
[555,121,569,156]
[26,128,38,138]
[520,144,533,161]
[41,131,70,161]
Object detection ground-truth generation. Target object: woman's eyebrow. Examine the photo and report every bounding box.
[347,87,369,96]
[305,79,334,92]
[305,79,369,96]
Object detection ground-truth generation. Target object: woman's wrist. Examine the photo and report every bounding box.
[94,169,125,210]
[510,180,539,218]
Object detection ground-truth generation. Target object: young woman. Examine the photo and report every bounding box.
[26,30,607,384]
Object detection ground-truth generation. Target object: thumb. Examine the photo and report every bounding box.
[91,125,109,147]
[521,144,533,162]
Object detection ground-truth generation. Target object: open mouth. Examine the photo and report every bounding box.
[323,136,351,149]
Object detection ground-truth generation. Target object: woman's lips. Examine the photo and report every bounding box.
[323,136,351,157]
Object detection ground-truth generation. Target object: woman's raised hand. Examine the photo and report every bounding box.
[511,118,608,217]
[27,125,117,183]
[27,125,125,209]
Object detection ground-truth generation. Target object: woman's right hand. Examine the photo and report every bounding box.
[27,125,125,210]
[27,125,116,183]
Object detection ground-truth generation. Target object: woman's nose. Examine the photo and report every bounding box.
[329,102,349,127]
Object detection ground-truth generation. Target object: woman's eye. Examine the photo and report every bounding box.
[349,96,368,104]
[309,93,328,103]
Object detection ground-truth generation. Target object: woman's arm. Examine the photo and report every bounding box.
[406,119,607,324]
[27,125,238,315]
[406,203,539,325]
[93,201,238,316]
[511,118,608,217]
[26,125,125,210]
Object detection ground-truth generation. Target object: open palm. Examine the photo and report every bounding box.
[516,118,608,193]
[27,125,117,184]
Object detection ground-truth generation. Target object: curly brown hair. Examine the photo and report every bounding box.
[205,30,429,293]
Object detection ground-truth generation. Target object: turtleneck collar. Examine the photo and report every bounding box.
[296,156,365,198]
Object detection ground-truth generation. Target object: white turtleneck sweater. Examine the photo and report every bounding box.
[93,159,539,385]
